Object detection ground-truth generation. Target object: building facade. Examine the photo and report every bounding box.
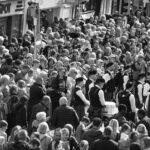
[0,0,24,38]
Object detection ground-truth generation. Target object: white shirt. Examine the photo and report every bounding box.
[76,86,90,106]
[123,75,129,90]
[88,78,95,93]
[103,73,111,83]
[95,85,106,106]
[143,82,150,110]
[137,81,144,104]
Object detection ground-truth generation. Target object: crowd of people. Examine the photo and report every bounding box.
[0,8,150,150]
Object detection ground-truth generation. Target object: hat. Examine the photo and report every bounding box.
[106,62,114,68]
[124,65,131,70]
[88,69,97,76]
[76,77,84,83]
[95,78,105,84]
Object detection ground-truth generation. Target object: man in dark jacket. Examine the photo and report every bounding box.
[28,95,51,132]
[27,77,45,122]
[82,117,103,147]
[90,126,118,150]
[51,96,79,129]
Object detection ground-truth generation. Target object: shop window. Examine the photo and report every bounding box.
[83,0,95,12]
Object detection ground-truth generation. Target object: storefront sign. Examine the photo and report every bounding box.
[0,0,24,17]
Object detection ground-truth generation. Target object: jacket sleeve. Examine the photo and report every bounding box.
[73,109,79,129]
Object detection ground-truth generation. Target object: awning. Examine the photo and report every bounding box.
[39,0,63,10]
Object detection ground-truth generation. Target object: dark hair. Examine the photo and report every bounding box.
[81,116,90,124]
[130,142,141,150]
[126,82,133,89]
[30,138,40,147]
[104,126,112,137]
[138,109,146,117]
[118,104,127,112]
[0,120,8,128]
[93,117,101,127]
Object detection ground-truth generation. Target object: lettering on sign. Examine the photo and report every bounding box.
[0,3,11,14]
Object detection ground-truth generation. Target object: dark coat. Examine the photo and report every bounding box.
[82,128,103,147]
[27,82,45,122]
[14,104,28,128]
[89,137,118,150]
[51,105,79,129]
[29,82,45,105]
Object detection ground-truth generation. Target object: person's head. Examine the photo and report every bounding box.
[121,123,131,135]
[53,128,61,141]
[81,116,90,127]
[118,104,127,116]
[106,62,114,71]
[130,142,141,150]
[64,124,74,137]
[17,129,28,141]
[17,80,26,89]
[9,125,22,142]
[136,124,148,136]
[88,70,97,80]
[68,67,78,79]
[37,122,49,135]
[92,117,102,129]
[104,126,113,138]
[35,77,43,85]
[126,82,133,91]
[30,132,40,141]
[36,112,47,123]
[0,120,8,131]
[42,95,51,106]
[79,140,89,150]
[0,75,10,86]
[130,131,139,143]
[137,109,146,121]
[108,119,119,133]
[60,128,69,141]
[76,77,84,87]
[138,73,146,82]
[59,96,68,106]
[30,138,41,149]
[143,137,150,149]
[95,78,105,88]
[33,59,40,68]
[9,85,18,95]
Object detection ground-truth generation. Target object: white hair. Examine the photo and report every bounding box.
[59,97,68,106]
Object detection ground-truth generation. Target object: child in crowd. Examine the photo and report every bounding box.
[75,116,91,142]
[0,120,8,143]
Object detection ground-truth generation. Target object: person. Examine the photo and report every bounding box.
[37,122,52,150]
[79,140,89,150]
[113,104,127,126]
[10,129,30,150]
[73,77,90,120]
[85,69,97,100]
[143,137,150,150]
[51,96,79,129]
[0,120,8,144]
[30,138,42,150]
[117,82,136,122]
[136,124,148,148]
[135,73,146,109]
[136,109,150,136]
[108,119,120,142]
[75,116,91,143]
[88,78,106,119]
[89,126,118,150]
[27,76,46,122]
[143,72,150,116]
[103,62,115,101]
[130,142,141,150]
[29,95,51,131]
[82,117,103,147]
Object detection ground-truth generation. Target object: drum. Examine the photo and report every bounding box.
[103,102,118,118]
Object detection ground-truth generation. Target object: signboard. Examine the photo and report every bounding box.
[0,0,24,17]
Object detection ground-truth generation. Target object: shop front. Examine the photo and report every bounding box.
[0,0,24,39]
